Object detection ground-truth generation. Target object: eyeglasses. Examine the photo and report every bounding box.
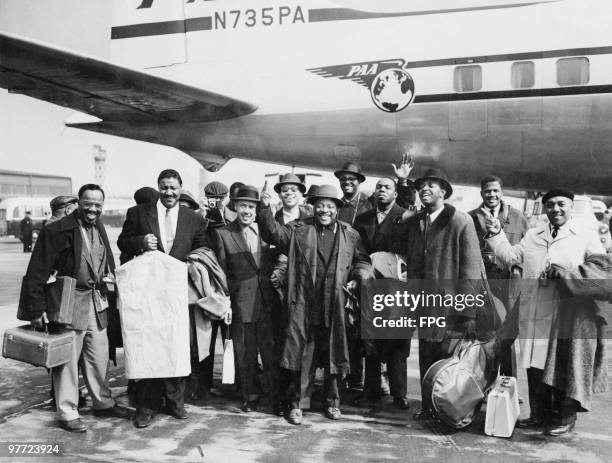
[280,185,299,193]
[339,176,358,183]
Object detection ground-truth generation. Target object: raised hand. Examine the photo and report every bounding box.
[392,152,415,180]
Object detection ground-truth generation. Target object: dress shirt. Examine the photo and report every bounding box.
[157,199,179,253]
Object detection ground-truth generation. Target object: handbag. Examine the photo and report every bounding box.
[221,325,235,384]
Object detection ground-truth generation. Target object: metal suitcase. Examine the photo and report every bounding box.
[2,325,74,368]
[484,376,520,438]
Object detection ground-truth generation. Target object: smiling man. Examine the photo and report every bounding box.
[210,185,281,415]
[486,188,605,436]
[469,176,528,378]
[118,169,208,428]
[395,168,486,420]
[22,184,129,432]
[257,184,373,424]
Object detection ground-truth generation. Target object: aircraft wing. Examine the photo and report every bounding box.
[0,32,257,123]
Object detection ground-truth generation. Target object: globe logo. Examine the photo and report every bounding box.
[370,68,415,113]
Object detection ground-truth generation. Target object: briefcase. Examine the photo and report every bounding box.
[484,376,520,438]
[2,325,74,368]
[45,275,77,325]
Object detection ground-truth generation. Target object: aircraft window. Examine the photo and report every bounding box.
[454,65,482,92]
[511,61,534,88]
[556,57,589,86]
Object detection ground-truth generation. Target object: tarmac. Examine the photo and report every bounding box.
[1,232,612,463]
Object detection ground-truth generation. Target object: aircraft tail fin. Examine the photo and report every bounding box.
[110,0,187,68]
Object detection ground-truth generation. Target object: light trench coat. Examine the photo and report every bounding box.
[487,219,604,369]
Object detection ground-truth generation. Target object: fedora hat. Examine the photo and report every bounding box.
[306,184,343,208]
[334,162,366,183]
[274,173,306,194]
[415,168,453,199]
[233,185,260,203]
[304,184,319,197]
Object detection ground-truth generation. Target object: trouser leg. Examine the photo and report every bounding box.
[257,312,279,405]
[346,337,363,388]
[78,312,114,410]
[233,321,258,402]
[164,377,186,410]
[136,378,164,414]
[526,367,547,420]
[53,329,85,421]
[364,356,382,402]
[418,339,444,407]
[387,350,407,399]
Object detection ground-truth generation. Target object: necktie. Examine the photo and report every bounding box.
[489,207,496,218]
[551,226,559,239]
[165,208,174,253]
[424,214,432,250]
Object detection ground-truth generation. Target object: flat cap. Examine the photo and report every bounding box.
[204,181,229,198]
[50,195,78,211]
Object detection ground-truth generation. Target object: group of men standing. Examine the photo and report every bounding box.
[19,159,608,437]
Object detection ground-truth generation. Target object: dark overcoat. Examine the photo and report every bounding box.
[20,211,121,362]
[402,204,496,341]
[257,207,373,374]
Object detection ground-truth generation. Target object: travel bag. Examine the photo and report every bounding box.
[2,325,74,368]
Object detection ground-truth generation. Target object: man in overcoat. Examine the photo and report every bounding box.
[22,184,129,432]
[486,188,605,435]
[210,185,281,414]
[398,169,489,420]
[257,184,373,424]
[117,169,208,428]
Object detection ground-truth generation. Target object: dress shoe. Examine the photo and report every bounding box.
[288,408,303,425]
[273,402,287,417]
[326,407,342,420]
[94,404,130,419]
[241,401,258,413]
[190,388,211,401]
[165,407,188,419]
[58,418,88,433]
[516,416,546,429]
[544,422,575,436]
[393,397,410,410]
[134,411,154,428]
[413,409,434,420]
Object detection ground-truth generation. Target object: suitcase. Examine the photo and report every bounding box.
[484,376,520,437]
[2,325,75,368]
[45,276,77,325]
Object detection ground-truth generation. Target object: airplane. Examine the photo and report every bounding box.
[1,0,612,195]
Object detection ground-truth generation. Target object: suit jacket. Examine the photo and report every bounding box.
[210,220,277,323]
[21,211,115,330]
[353,202,406,254]
[117,202,208,263]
